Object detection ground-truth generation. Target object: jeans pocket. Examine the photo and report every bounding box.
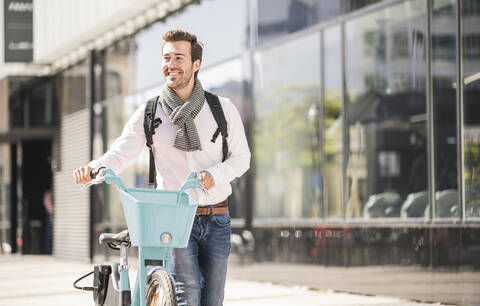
[213,212,231,228]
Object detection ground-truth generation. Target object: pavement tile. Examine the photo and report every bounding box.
[0,255,444,306]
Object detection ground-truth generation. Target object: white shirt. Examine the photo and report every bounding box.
[88,95,251,206]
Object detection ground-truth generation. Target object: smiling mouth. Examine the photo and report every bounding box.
[167,71,181,76]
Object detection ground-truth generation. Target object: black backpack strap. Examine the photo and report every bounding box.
[143,96,162,187]
[205,91,228,162]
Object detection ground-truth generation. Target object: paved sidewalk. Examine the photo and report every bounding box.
[0,255,443,306]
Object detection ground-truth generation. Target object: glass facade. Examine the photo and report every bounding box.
[199,58,250,219]
[257,0,384,45]
[345,1,427,219]
[433,0,458,218]
[61,60,89,115]
[101,93,149,227]
[105,39,136,99]
[463,0,480,218]
[323,25,344,218]
[253,33,321,219]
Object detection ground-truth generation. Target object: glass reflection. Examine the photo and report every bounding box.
[199,58,250,219]
[103,94,149,226]
[432,0,458,219]
[254,33,321,219]
[463,0,480,218]
[257,0,382,45]
[199,59,249,123]
[345,0,427,218]
[323,26,344,218]
[105,39,136,99]
[61,60,88,115]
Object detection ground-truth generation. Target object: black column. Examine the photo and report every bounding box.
[10,143,17,253]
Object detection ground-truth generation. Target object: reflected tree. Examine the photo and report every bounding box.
[254,83,321,218]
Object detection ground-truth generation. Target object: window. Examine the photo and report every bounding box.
[61,60,88,115]
[257,0,383,45]
[344,0,427,219]
[463,0,480,218]
[253,32,322,219]
[199,58,250,220]
[323,25,344,218]
[433,0,458,219]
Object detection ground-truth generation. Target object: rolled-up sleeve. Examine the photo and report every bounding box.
[206,100,251,185]
[88,105,146,174]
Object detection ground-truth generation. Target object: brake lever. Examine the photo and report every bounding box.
[80,177,105,191]
[199,183,209,196]
[81,167,106,191]
[196,172,209,196]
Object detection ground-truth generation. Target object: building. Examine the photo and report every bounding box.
[0,0,479,304]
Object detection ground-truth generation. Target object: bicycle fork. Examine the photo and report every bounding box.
[132,246,172,306]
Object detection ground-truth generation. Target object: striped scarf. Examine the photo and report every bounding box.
[160,79,205,152]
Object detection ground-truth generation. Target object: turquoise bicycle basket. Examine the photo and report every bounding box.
[103,169,200,248]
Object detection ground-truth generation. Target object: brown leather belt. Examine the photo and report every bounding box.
[196,200,228,216]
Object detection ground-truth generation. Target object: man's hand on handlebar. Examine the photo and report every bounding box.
[73,166,93,184]
[199,171,215,190]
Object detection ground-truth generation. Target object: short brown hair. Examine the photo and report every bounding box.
[163,30,203,78]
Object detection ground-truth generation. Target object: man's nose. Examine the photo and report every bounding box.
[167,58,177,68]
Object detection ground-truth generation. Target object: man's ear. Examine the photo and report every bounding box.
[193,59,201,72]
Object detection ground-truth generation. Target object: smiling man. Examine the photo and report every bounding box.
[73,30,251,305]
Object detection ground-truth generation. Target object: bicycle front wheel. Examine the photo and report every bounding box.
[146,270,177,306]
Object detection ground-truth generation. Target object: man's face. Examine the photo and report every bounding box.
[162,40,200,90]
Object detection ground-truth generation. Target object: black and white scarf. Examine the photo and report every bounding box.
[160,79,205,152]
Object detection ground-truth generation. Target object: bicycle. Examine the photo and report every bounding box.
[73,168,203,306]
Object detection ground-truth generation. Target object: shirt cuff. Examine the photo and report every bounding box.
[87,159,117,174]
[205,164,224,187]
[87,160,100,170]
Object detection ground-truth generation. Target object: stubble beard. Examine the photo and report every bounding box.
[166,67,194,91]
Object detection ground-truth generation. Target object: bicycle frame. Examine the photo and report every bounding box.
[75,169,201,306]
[102,244,171,306]
[132,246,171,306]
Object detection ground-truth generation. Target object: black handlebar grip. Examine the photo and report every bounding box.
[90,167,106,179]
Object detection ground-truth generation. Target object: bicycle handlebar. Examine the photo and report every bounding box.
[85,167,206,196]
[90,166,106,179]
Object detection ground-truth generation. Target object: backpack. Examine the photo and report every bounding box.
[143,91,228,187]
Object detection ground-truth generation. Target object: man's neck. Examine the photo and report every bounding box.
[174,78,195,102]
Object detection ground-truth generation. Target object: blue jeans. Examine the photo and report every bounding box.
[171,210,231,306]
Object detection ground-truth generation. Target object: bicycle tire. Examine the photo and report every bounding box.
[146,270,177,306]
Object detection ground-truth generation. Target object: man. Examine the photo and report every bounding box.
[73,29,251,305]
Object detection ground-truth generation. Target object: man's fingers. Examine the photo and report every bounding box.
[74,169,82,184]
[73,166,93,184]
[74,170,83,184]
[81,166,88,179]
[200,171,215,190]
